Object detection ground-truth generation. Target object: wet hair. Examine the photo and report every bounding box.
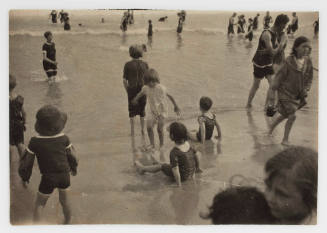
[144,68,160,85]
[44,31,52,39]
[202,186,277,224]
[265,146,318,220]
[274,14,290,27]
[9,74,16,91]
[291,36,310,57]
[169,122,188,144]
[199,96,213,111]
[129,45,143,59]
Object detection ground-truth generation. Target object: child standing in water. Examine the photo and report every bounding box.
[9,74,26,159]
[268,37,313,145]
[245,18,254,41]
[42,31,57,82]
[135,122,202,186]
[132,69,180,150]
[19,105,78,224]
[188,97,222,144]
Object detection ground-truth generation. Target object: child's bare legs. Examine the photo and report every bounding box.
[282,114,296,145]
[17,143,25,159]
[146,119,156,148]
[135,161,162,173]
[140,117,145,135]
[58,189,72,224]
[33,192,50,223]
[246,77,261,108]
[268,115,286,135]
[130,117,136,151]
[264,74,274,109]
[157,116,165,148]
[195,151,203,173]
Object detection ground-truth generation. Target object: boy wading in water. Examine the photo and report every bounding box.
[135,122,202,187]
[246,14,289,109]
[123,45,149,151]
[42,31,58,83]
[19,105,78,224]
[268,37,313,146]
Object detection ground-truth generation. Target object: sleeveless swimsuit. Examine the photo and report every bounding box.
[196,114,216,141]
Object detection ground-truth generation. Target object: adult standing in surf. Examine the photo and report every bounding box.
[120,11,129,32]
[263,11,273,29]
[50,10,57,24]
[287,12,299,35]
[227,12,237,36]
[246,14,290,109]
[253,13,260,30]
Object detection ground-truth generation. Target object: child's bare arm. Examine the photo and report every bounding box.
[132,89,146,105]
[172,166,182,187]
[195,151,203,173]
[166,93,180,115]
[66,145,78,176]
[215,119,222,140]
[18,150,35,183]
[199,120,206,144]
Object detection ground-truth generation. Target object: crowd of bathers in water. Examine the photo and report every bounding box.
[10,10,319,225]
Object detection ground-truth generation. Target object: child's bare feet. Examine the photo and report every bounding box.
[134,161,145,175]
[281,140,291,146]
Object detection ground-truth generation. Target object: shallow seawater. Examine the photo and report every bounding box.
[9,10,318,224]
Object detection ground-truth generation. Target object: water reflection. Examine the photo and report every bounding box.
[147,36,153,48]
[44,82,63,107]
[176,33,183,49]
[121,32,127,45]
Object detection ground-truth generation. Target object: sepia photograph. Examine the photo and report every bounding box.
[6,1,322,230]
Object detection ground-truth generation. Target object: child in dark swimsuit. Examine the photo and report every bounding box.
[135,122,202,186]
[9,74,26,159]
[19,105,78,224]
[189,97,222,144]
[64,16,71,31]
[42,31,57,82]
[148,20,153,37]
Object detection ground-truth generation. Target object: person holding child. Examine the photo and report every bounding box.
[19,105,78,224]
[268,36,313,145]
[132,68,180,151]
[188,96,222,144]
[135,122,202,187]
[9,74,26,159]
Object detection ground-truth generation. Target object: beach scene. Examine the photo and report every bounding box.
[9,10,318,225]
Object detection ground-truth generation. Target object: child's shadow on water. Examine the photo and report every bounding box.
[176,34,183,49]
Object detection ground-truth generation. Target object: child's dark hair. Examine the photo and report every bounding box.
[9,74,16,91]
[169,122,188,144]
[274,14,290,27]
[291,36,310,57]
[202,186,277,224]
[44,31,52,39]
[265,146,318,220]
[199,96,213,111]
[148,20,152,23]
[129,45,143,59]
[144,68,160,85]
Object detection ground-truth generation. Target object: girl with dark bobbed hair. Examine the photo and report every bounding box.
[268,36,313,145]
[264,146,317,224]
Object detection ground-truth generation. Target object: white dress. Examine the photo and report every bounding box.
[142,84,168,121]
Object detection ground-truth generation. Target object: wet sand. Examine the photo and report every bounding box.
[10,108,318,225]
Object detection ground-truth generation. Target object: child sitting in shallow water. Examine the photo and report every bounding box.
[135,122,202,187]
[19,105,78,224]
[132,68,180,150]
[188,96,222,144]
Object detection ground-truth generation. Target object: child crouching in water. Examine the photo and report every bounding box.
[132,68,180,151]
[19,105,78,224]
[135,122,202,187]
[188,96,222,144]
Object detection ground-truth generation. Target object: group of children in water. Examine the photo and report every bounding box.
[9,11,318,225]
[49,10,71,31]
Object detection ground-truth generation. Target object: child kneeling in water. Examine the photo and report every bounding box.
[189,96,222,144]
[19,105,78,224]
[135,122,202,187]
